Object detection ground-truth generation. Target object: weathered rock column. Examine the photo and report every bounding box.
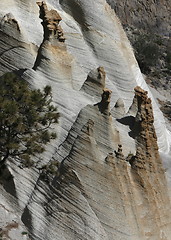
[130,86,171,240]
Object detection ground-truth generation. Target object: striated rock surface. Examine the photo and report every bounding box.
[129,87,171,239]
[0,1,171,240]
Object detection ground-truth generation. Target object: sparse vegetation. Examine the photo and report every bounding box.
[158,99,171,122]
[124,28,171,99]
[0,72,59,169]
[39,160,60,181]
[132,33,161,73]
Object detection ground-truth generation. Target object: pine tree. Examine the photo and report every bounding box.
[0,72,59,168]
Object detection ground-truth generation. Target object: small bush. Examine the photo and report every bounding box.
[133,33,161,73]
[0,72,59,169]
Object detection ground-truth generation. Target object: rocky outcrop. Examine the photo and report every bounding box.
[107,0,171,119]
[0,13,20,32]
[53,86,171,240]
[128,87,171,239]
[0,11,36,75]
[33,2,67,71]
[81,67,106,98]
[112,98,125,118]
[96,88,112,114]
[132,86,159,166]
[0,1,171,240]
[37,1,65,42]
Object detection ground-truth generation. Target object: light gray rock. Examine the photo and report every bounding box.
[0,1,171,240]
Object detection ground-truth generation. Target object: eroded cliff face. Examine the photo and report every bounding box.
[0,1,171,240]
[107,0,171,36]
[108,0,171,121]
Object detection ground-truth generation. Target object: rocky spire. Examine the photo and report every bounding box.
[81,66,112,114]
[81,67,106,98]
[33,1,66,70]
[97,88,112,115]
[112,98,125,118]
[114,144,125,161]
[128,87,171,238]
[131,86,159,169]
[37,1,65,42]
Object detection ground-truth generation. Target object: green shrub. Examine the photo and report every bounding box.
[0,72,59,169]
[133,33,161,73]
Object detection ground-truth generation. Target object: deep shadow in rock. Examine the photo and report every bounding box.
[129,121,141,139]
[32,42,45,71]
[0,165,17,198]
[13,68,27,77]
[95,102,109,114]
[117,116,135,129]
[21,206,33,237]
[117,116,141,139]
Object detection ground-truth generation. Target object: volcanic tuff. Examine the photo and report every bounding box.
[0,0,171,240]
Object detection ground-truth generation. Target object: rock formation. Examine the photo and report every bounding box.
[108,0,171,124]
[33,1,67,71]
[0,1,171,240]
[112,98,125,118]
[0,13,20,32]
[81,67,106,98]
[132,86,159,164]
[128,87,171,239]
[37,1,65,42]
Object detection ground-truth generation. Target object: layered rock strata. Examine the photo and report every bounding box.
[0,1,171,240]
[20,85,171,240]
[128,87,171,239]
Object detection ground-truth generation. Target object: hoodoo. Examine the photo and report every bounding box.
[0,1,171,239]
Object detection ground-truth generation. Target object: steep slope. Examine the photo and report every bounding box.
[107,0,171,127]
[107,0,171,36]
[0,1,171,240]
